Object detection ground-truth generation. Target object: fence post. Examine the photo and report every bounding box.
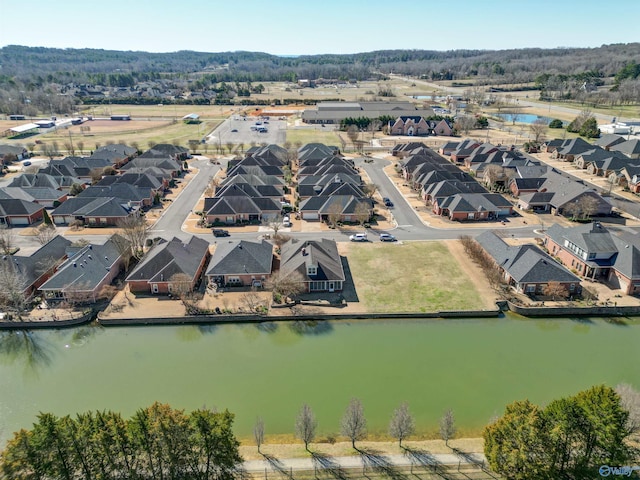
[264,467,267,480]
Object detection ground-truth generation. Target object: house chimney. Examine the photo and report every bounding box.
[302,247,306,256]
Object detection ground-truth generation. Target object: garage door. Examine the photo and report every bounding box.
[302,212,318,220]
[9,217,29,225]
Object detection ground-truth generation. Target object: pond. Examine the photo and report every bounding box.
[0,316,638,444]
[495,113,553,124]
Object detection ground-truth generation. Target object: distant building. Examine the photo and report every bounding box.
[110,114,131,121]
[301,101,435,125]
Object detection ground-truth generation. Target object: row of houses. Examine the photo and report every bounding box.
[295,143,373,222]
[204,144,289,225]
[0,143,188,228]
[544,136,640,193]
[395,143,514,221]
[475,221,640,298]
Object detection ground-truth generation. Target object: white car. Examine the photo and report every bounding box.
[349,233,367,242]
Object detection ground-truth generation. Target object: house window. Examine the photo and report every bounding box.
[526,285,536,293]
[307,266,317,276]
[100,217,107,224]
[569,284,575,292]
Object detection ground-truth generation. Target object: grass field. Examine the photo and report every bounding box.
[285,128,341,145]
[345,242,484,313]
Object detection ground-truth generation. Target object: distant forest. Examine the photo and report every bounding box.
[1,44,639,114]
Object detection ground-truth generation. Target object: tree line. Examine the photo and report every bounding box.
[0,403,241,480]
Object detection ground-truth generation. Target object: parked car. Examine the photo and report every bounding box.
[379,233,396,242]
[212,229,230,237]
[231,129,238,133]
[283,215,292,227]
[349,233,368,242]
[22,161,32,167]
[384,199,394,207]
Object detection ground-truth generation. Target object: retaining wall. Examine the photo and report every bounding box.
[507,301,640,317]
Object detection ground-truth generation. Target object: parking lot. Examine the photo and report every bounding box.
[206,115,286,146]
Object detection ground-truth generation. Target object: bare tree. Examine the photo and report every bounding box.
[265,270,305,303]
[240,291,266,313]
[455,116,476,135]
[262,217,282,239]
[295,403,317,451]
[615,383,640,436]
[389,402,415,448]
[577,196,600,220]
[226,142,234,154]
[543,281,568,301]
[168,273,192,299]
[341,398,367,450]
[326,203,343,228]
[362,183,378,199]
[346,125,359,150]
[483,165,505,188]
[529,119,548,144]
[354,202,371,226]
[110,234,134,272]
[116,215,149,259]
[203,175,220,198]
[0,226,15,255]
[35,224,56,245]
[0,261,28,313]
[254,417,265,453]
[440,409,456,447]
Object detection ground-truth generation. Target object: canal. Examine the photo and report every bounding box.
[1,316,638,444]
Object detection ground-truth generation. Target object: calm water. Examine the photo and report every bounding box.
[0,317,638,443]
[495,113,553,124]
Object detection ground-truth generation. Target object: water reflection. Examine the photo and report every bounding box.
[175,324,219,341]
[70,324,104,346]
[288,319,333,335]
[0,330,55,374]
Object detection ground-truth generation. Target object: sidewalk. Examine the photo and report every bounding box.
[242,451,487,473]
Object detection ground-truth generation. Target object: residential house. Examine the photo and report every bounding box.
[551,137,594,161]
[389,116,430,136]
[138,143,189,161]
[432,193,513,221]
[391,142,427,158]
[279,239,345,292]
[79,183,155,208]
[476,231,581,296]
[1,235,72,297]
[0,187,68,208]
[204,195,281,225]
[40,157,112,180]
[126,236,210,294]
[544,222,640,295]
[90,144,138,167]
[0,145,29,162]
[120,157,182,177]
[595,134,626,151]
[205,240,273,287]
[50,197,136,226]
[299,195,372,222]
[0,198,44,226]
[39,235,128,303]
[8,173,80,191]
[620,165,640,192]
[610,139,640,159]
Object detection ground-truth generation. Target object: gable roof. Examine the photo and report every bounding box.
[39,235,126,293]
[126,236,209,284]
[611,139,640,156]
[280,238,345,282]
[476,231,580,284]
[0,198,44,217]
[206,240,273,276]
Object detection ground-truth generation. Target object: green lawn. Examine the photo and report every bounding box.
[285,128,341,146]
[346,242,485,313]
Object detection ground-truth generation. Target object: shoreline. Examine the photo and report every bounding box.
[3,302,640,330]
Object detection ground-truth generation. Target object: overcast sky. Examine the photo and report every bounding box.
[1,0,638,55]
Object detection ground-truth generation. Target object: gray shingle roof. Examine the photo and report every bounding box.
[280,239,345,282]
[126,236,209,284]
[206,240,273,276]
[476,231,580,284]
[39,235,126,293]
[0,198,44,216]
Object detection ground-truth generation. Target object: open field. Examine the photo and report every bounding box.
[33,118,222,153]
[342,242,488,313]
[285,128,341,145]
[79,104,239,119]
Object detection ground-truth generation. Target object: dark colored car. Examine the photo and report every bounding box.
[212,229,230,237]
[384,200,394,207]
[230,129,238,132]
